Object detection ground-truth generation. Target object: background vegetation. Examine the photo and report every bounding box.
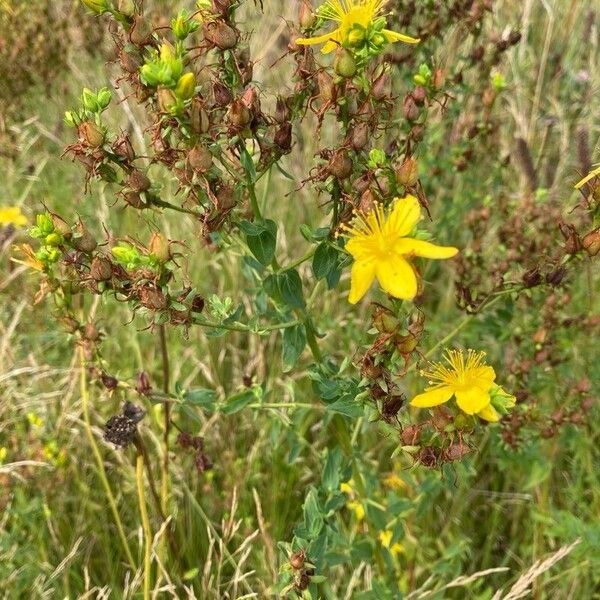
[0,0,599,598]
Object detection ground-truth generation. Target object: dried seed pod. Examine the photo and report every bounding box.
[113,134,135,162]
[274,122,292,153]
[127,169,151,192]
[215,185,236,211]
[401,425,420,446]
[129,15,152,46]
[371,72,390,100]
[190,98,210,134]
[124,191,147,209]
[274,96,291,124]
[78,121,105,147]
[158,88,178,112]
[327,150,353,179]
[188,144,213,173]
[349,122,369,151]
[411,85,427,105]
[136,371,152,395]
[227,99,252,128]
[403,95,419,121]
[204,21,238,49]
[104,402,145,448]
[395,156,419,187]
[119,47,143,73]
[149,232,171,263]
[299,0,315,28]
[290,551,306,570]
[334,48,357,78]
[139,286,168,310]
[90,256,113,281]
[583,228,600,256]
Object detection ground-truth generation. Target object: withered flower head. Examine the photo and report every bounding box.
[104,401,145,448]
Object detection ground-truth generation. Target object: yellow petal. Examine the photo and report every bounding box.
[575,165,600,190]
[477,403,500,422]
[471,366,496,389]
[348,259,376,304]
[384,195,421,238]
[295,28,342,51]
[382,29,420,44]
[375,255,417,300]
[0,207,27,227]
[455,387,491,415]
[394,238,459,259]
[410,385,454,407]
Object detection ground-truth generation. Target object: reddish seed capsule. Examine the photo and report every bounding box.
[327,150,353,180]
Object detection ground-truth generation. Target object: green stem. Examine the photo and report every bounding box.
[192,316,302,333]
[79,348,136,571]
[150,197,203,217]
[136,452,152,600]
[280,248,316,273]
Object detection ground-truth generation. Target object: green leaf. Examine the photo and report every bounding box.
[220,389,255,415]
[312,242,338,280]
[282,324,306,372]
[279,269,305,309]
[245,219,277,266]
[239,145,257,182]
[303,488,324,540]
[326,396,363,418]
[321,447,343,492]
[183,388,218,411]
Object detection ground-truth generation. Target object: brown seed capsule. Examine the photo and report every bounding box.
[158,88,178,112]
[327,150,353,180]
[213,0,233,14]
[394,333,418,354]
[113,134,135,162]
[119,47,142,73]
[83,322,101,342]
[51,214,71,239]
[418,447,438,468]
[191,295,205,313]
[361,355,382,379]
[353,175,370,195]
[203,21,238,49]
[190,98,210,134]
[127,169,151,192]
[373,308,397,333]
[129,15,152,46]
[546,267,567,287]
[215,185,236,211]
[317,70,335,103]
[445,442,470,461]
[139,287,168,310]
[403,95,419,121]
[290,551,306,570]
[136,371,152,395]
[371,72,390,100]
[149,232,171,263]
[79,121,105,148]
[274,96,291,124]
[395,156,419,187]
[90,256,113,281]
[213,81,233,107]
[401,425,420,446]
[581,396,594,412]
[299,0,315,28]
[124,191,147,209]
[359,189,376,213]
[188,144,213,173]
[411,85,427,105]
[541,426,556,439]
[101,373,119,390]
[522,267,542,288]
[274,122,292,153]
[227,99,252,128]
[295,571,310,591]
[349,122,369,151]
[71,222,97,253]
[583,228,600,256]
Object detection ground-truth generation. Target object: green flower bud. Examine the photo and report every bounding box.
[117,0,135,17]
[334,48,357,78]
[371,32,386,47]
[45,233,63,247]
[175,72,196,100]
[346,25,365,47]
[157,88,178,113]
[64,111,79,128]
[36,214,54,236]
[80,0,109,15]
[81,88,99,113]
[490,385,516,415]
[97,87,112,110]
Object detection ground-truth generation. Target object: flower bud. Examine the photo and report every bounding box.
[78,121,105,147]
[412,85,427,105]
[394,334,418,354]
[373,308,397,333]
[136,371,152,395]
[347,25,365,47]
[317,70,335,103]
[80,0,109,14]
[117,0,136,17]
[175,72,196,100]
[395,157,419,187]
[127,169,151,192]
[149,232,171,263]
[203,21,238,49]
[334,48,357,78]
[90,256,113,281]
[583,228,600,256]
[327,150,353,180]
[188,144,213,173]
[72,222,97,253]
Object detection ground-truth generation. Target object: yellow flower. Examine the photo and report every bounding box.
[296,0,419,54]
[410,349,514,422]
[347,500,365,520]
[0,206,27,228]
[379,530,403,555]
[341,195,458,304]
[575,165,600,190]
[383,473,406,491]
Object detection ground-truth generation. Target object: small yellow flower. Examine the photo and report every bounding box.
[340,481,354,495]
[0,206,27,228]
[575,165,600,190]
[342,195,458,304]
[379,530,403,555]
[383,473,406,491]
[410,349,514,422]
[296,0,419,54]
[347,500,365,520]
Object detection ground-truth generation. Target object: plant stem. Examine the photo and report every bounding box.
[304,318,323,362]
[136,451,152,600]
[150,196,203,217]
[192,316,302,332]
[79,347,136,571]
[158,325,170,519]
